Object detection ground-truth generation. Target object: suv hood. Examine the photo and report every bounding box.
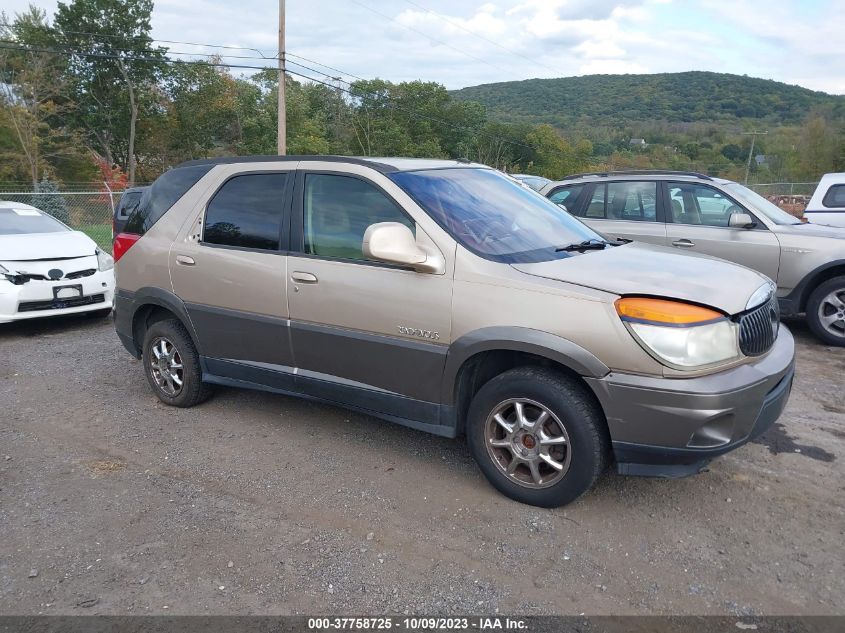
[0,231,96,262]
[775,222,845,240]
[512,242,768,316]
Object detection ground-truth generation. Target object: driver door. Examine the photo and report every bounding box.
[663,182,780,282]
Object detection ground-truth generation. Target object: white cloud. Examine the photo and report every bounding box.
[0,0,841,93]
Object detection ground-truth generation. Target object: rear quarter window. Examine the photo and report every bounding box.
[124,165,212,235]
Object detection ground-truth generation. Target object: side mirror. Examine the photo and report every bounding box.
[729,212,756,229]
[362,222,444,274]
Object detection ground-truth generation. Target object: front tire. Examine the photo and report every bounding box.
[806,276,845,347]
[142,318,212,407]
[466,367,610,508]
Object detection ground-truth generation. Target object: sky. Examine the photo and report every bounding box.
[4,0,844,94]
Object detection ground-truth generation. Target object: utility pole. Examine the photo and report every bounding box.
[277,0,286,155]
[743,130,767,185]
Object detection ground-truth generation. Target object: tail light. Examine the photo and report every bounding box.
[113,232,141,262]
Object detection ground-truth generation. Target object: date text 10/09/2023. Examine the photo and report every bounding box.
[307,617,529,630]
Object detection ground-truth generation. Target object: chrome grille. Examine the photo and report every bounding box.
[738,294,779,356]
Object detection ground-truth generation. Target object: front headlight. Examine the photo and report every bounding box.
[616,297,741,369]
[96,248,114,272]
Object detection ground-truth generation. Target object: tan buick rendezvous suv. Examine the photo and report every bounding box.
[114,156,795,507]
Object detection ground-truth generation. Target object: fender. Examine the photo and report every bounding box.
[114,286,200,358]
[440,326,610,403]
[780,258,845,316]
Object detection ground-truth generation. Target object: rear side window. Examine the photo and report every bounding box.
[548,185,584,212]
[124,165,212,235]
[585,185,607,218]
[607,182,658,221]
[822,184,845,209]
[116,192,141,219]
[303,174,413,261]
[203,173,289,251]
[581,182,658,221]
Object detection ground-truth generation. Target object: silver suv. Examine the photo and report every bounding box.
[541,171,845,346]
[114,157,794,507]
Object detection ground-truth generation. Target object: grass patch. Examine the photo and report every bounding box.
[78,224,112,253]
[86,459,125,477]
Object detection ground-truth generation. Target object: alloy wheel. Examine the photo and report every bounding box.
[818,289,845,339]
[149,337,184,396]
[484,398,571,489]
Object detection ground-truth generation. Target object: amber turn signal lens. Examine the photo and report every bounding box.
[615,297,724,326]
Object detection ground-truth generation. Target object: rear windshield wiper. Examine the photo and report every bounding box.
[555,239,610,252]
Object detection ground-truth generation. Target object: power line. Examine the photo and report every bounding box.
[286,52,368,83]
[0,21,273,58]
[0,41,550,159]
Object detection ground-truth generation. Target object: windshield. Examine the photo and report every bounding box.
[723,183,802,225]
[389,168,602,263]
[0,207,69,235]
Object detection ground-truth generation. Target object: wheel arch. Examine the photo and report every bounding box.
[794,260,845,313]
[123,287,201,358]
[442,327,610,435]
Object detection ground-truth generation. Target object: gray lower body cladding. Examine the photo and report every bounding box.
[117,288,797,476]
[586,326,796,476]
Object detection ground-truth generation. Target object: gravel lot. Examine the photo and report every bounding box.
[0,315,843,616]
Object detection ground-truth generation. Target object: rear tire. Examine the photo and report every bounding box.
[142,318,212,407]
[466,367,610,507]
[806,276,845,347]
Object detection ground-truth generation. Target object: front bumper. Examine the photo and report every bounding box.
[0,270,115,323]
[585,326,795,477]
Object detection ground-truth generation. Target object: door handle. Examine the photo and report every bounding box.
[672,239,695,248]
[175,255,195,266]
[291,271,318,284]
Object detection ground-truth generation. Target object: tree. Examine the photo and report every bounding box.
[31,175,71,223]
[524,124,588,180]
[54,0,166,184]
[795,114,840,180]
[0,7,84,185]
[721,143,743,161]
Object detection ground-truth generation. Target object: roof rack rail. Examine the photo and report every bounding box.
[561,170,713,181]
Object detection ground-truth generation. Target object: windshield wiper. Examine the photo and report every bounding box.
[555,239,610,252]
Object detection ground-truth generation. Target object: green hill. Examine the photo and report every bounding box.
[451,71,845,129]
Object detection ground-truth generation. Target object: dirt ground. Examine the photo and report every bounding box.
[0,315,843,616]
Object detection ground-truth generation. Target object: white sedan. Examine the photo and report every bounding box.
[0,201,115,323]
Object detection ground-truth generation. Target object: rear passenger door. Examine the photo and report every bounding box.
[575,181,667,245]
[169,164,296,375]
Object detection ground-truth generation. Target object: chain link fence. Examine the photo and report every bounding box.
[746,182,818,219]
[747,182,818,197]
[0,185,141,254]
